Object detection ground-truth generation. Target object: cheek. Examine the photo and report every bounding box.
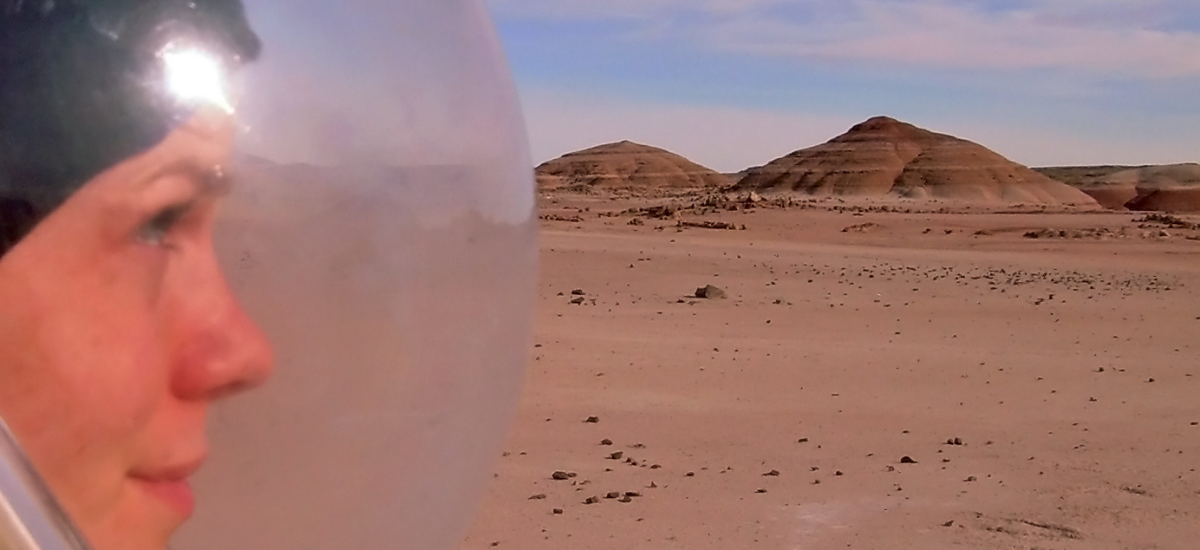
[0,248,173,525]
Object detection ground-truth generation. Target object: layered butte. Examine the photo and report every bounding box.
[735,116,1096,206]
[536,141,730,192]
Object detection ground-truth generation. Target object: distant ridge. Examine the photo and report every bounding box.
[1038,163,1200,212]
[735,116,1096,205]
[536,141,730,192]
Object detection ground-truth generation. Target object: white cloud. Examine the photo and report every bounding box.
[487,0,781,19]
[489,0,1200,79]
[706,1,1200,79]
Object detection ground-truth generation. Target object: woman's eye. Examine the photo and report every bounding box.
[138,205,187,245]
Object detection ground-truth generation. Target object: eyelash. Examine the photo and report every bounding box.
[138,204,189,246]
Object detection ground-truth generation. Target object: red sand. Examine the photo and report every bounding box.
[462,196,1200,549]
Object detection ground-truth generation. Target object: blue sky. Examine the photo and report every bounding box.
[486,0,1200,172]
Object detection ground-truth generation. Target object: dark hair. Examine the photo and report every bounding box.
[0,0,260,255]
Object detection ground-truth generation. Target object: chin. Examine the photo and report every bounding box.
[85,488,186,550]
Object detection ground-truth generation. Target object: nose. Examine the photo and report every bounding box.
[170,248,275,402]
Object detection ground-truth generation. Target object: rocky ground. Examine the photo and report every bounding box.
[461,194,1200,550]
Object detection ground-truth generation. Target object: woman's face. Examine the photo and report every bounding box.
[0,112,274,550]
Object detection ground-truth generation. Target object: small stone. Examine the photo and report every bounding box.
[552,471,571,480]
[798,438,810,443]
[605,492,621,499]
[835,471,844,476]
[900,456,918,464]
[694,285,727,299]
[763,469,780,477]
[685,472,695,477]
[571,289,585,295]
[943,520,954,527]
[755,488,767,494]
[600,439,613,445]
[583,496,599,505]
[584,416,600,423]
[619,495,633,503]
[569,297,585,305]
[624,491,642,497]
[552,508,564,515]
[529,494,547,500]
[965,476,977,482]
[608,451,624,460]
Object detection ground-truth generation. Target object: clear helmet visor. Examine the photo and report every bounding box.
[0,1,535,549]
[180,1,536,549]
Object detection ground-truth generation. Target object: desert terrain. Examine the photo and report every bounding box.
[461,191,1200,549]
[461,116,1199,549]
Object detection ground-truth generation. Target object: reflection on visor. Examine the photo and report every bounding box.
[0,0,262,250]
[162,45,234,114]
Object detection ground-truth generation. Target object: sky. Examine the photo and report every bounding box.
[485,0,1200,172]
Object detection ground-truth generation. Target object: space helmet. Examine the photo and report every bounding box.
[0,1,536,549]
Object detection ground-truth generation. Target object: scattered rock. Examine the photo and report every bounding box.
[695,285,727,299]
[619,495,633,503]
[583,496,600,505]
[842,222,880,233]
[528,494,547,500]
[608,451,624,460]
[679,220,745,231]
[584,416,600,423]
[600,439,613,446]
[900,456,918,464]
[943,520,955,527]
[552,471,575,480]
[605,491,621,499]
[540,214,583,223]
[763,470,780,477]
[552,508,564,515]
[965,476,977,482]
[755,488,768,494]
[946,437,963,446]
[569,297,585,305]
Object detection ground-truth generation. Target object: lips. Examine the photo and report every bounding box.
[129,455,206,518]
